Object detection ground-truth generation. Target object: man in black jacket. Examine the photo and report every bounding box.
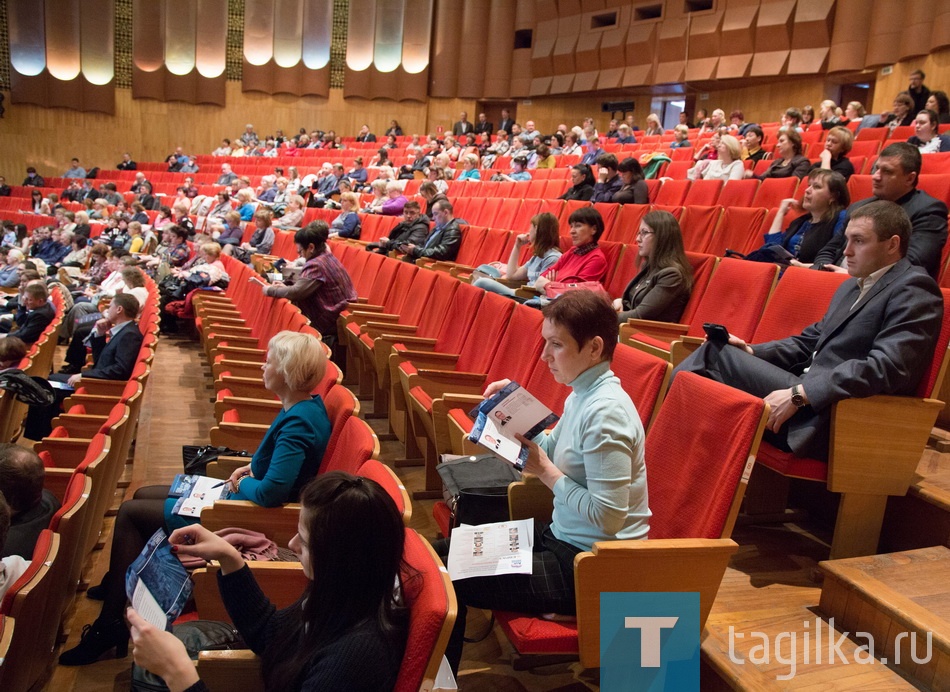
[365,202,430,255]
[812,143,948,280]
[401,200,462,263]
[6,283,54,345]
[0,444,60,560]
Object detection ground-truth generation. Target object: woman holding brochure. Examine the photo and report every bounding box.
[435,290,650,675]
[59,331,332,666]
[128,471,409,691]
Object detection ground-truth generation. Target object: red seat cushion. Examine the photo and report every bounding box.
[627,332,672,351]
[409,386,433,413]
[494,611,579,654]
[432,501,452,538]
[756,441,827,481]
[448,408,473,435]
[359,332,374,348]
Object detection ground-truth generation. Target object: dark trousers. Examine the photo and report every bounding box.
[434,522,582,675]
[672,340,805,455]
[99,485,168,622]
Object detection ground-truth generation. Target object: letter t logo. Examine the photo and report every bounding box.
[625,617,679,667]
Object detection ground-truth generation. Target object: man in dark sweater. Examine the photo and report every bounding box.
[365,202,431,255]
[0,444,60,559]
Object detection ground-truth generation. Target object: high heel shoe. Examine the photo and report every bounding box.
[85,573,109,601]
[58,618,129,665]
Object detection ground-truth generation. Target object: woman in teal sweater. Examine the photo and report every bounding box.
[436,290,650,674]
[60,331,332,666]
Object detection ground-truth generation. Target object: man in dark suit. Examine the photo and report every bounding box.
[401,200,462,263]
[7,283,54,345]
[473,113,493,136]
[0,444,60,560]
[497,109,515,136]
[674,201,944,461]
[452,112,473,137]
[25,293,144,440]
[812,143,948,279]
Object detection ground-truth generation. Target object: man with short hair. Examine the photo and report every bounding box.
[675,201,944,461]
[0,176,9,197]
[7,283,54,345]
[216,163,238,186]
[0,444,60,560]
[179,156,200,173]
[743,126,767,162]
[129,171,149,193]
[0,492,31,601]
[908,69,931,114]
[356,124,377,143]
[590,154,623,203]
[498,109,515,136]
[64,158,87,179]
[812,143,948,279]
[581,134,604,165]
[473,113,493,136]
[366,201,430,255]
[401,200,461,263]
[520,120,541,144]
[22,167,45,187]
[117,152,137,171]
[453,112,473,137]
[102,183,123,206]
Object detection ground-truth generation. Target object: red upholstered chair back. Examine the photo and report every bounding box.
[646,371,765,540]
[679,252,718,325]
[434,282,484,354]
[381,261,418,314]
[524,357,570,415]
[318,384,359,471]
[703,206,768,256]
[684,179,724,206]
[455,291,516,373]
[611,343,671,430]
[394,529,455,692]
[751,266,849,344]
[716,179,759,207]
[364,254,404,305]
[486,304,545,384]
[686,257,778,340]
[414,273,460,337]
[320,414,377,475]
[396,266,440,327]
[921,288,950,397]
[357,459,411,525]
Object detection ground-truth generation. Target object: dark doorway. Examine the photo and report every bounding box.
[477,101,517,133]
[839,83,874,114]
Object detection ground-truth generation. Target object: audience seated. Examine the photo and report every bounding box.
[615,210,693,323]
[560,164,595,201]
[225,210,275,263]
[676,201,943,461]
[813,126,855,180]
[613,157,649,204]
[401,199,461,263]
[753,130,810,180]
[590,154,623,203]
[908,109,950,153]
[0,444,60,560]
[5,282,54,345]
[473,212,562,297]
[0,491,30,601]
[329,192,361,238]
[689,134,744,181]
[533,207,609,293]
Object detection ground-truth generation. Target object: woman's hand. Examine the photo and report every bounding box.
[515,433,564,489]
[778,197,800,214]
[514,233,530,248]
[534,274,551,290]
[226,464,252,492]
[612,297,623,312]
[168,524,244,573]
[482,378,512,399]
[127,608,200,692]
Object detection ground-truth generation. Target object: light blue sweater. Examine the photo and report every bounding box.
[536,360,650,550]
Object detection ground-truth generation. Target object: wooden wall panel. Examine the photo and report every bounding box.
[870,48,950,114]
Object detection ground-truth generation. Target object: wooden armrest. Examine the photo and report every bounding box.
[34,437,96,468]
[214,397,281,424]
[669,336,706,367]
[622,318,689,342]
[75,378,129,395]
[507,474,553,522]
[396,351,461,370]
[201,500,301,545]
[63,393,124,415]
[49,413,107,438]
[515,285,541,299]
[212,358,266,380]
[44,468,75,505]
[389,336,437,348]
[574,538,738,668]
[215,346,266,361]
[363,323,419,339]
[348,311,400,327]
[193,563,307,623]
[214,335,261,348]
[214,376,276,399]
[206,325,253,337]
[196,650,263,692]
[411,369,487,399]
[208,423,269,451]
[828,395,944,495]
[345,301,384,312]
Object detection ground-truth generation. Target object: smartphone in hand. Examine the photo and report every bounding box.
[703,322,730,343]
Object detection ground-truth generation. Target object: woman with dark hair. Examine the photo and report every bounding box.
[473,213,562,296]
[436,289,649,675]
[613,157,650,203]
[559,164,595,201]
[128,471,408,691]
[60,331,333,667]
[207,191,233,221]
[533,207,608,291]
[225,209,275,263]
[760,169,850,266]
[926,91,950,124]
[801,105,815,126]
[908,110,950,153]
[813,126,855,180]
[614,210,694,323]
[534,144,556,169]
[385,119,403,137]
[753,131,811,180]
[30,189,44,214]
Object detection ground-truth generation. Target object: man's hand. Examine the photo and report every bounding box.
[763,387,800,433]
[727,334,755,355]
[820,263,849,274]
[94,317,112,335]
[67,373,82,388]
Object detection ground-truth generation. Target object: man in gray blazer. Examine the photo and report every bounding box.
[401,200,462,263]
[674,200,944,461]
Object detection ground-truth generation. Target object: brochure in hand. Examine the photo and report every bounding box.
[447,518,534,581]
[125,529,193,630]
[468,382,558,470]
[168,473,232,518]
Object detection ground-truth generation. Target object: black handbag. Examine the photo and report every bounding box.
[182,444,249,476]
[436,454,521,528]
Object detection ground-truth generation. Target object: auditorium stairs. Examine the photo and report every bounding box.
[41,335,950,691]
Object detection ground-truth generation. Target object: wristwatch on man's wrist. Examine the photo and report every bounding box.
[791,385,807,408]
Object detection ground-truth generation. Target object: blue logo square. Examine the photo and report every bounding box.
[600,592,700,692]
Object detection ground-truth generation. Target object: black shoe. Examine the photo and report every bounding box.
[58,365,82,375]
[86,574,108,600]
[58,618,129,665]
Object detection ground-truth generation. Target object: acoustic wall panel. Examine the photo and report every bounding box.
[482,0,516,98]
[827,0,871,72]
[45,0,82,81]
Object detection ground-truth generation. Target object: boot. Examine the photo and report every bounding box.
[58,617,129,665]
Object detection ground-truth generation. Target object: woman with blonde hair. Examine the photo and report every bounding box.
[60,330,332,666]
[330,192,361,238]
[456,154,482,181]
[273,195,306,230]
[644,113,664,136]
[688,134,744,181]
